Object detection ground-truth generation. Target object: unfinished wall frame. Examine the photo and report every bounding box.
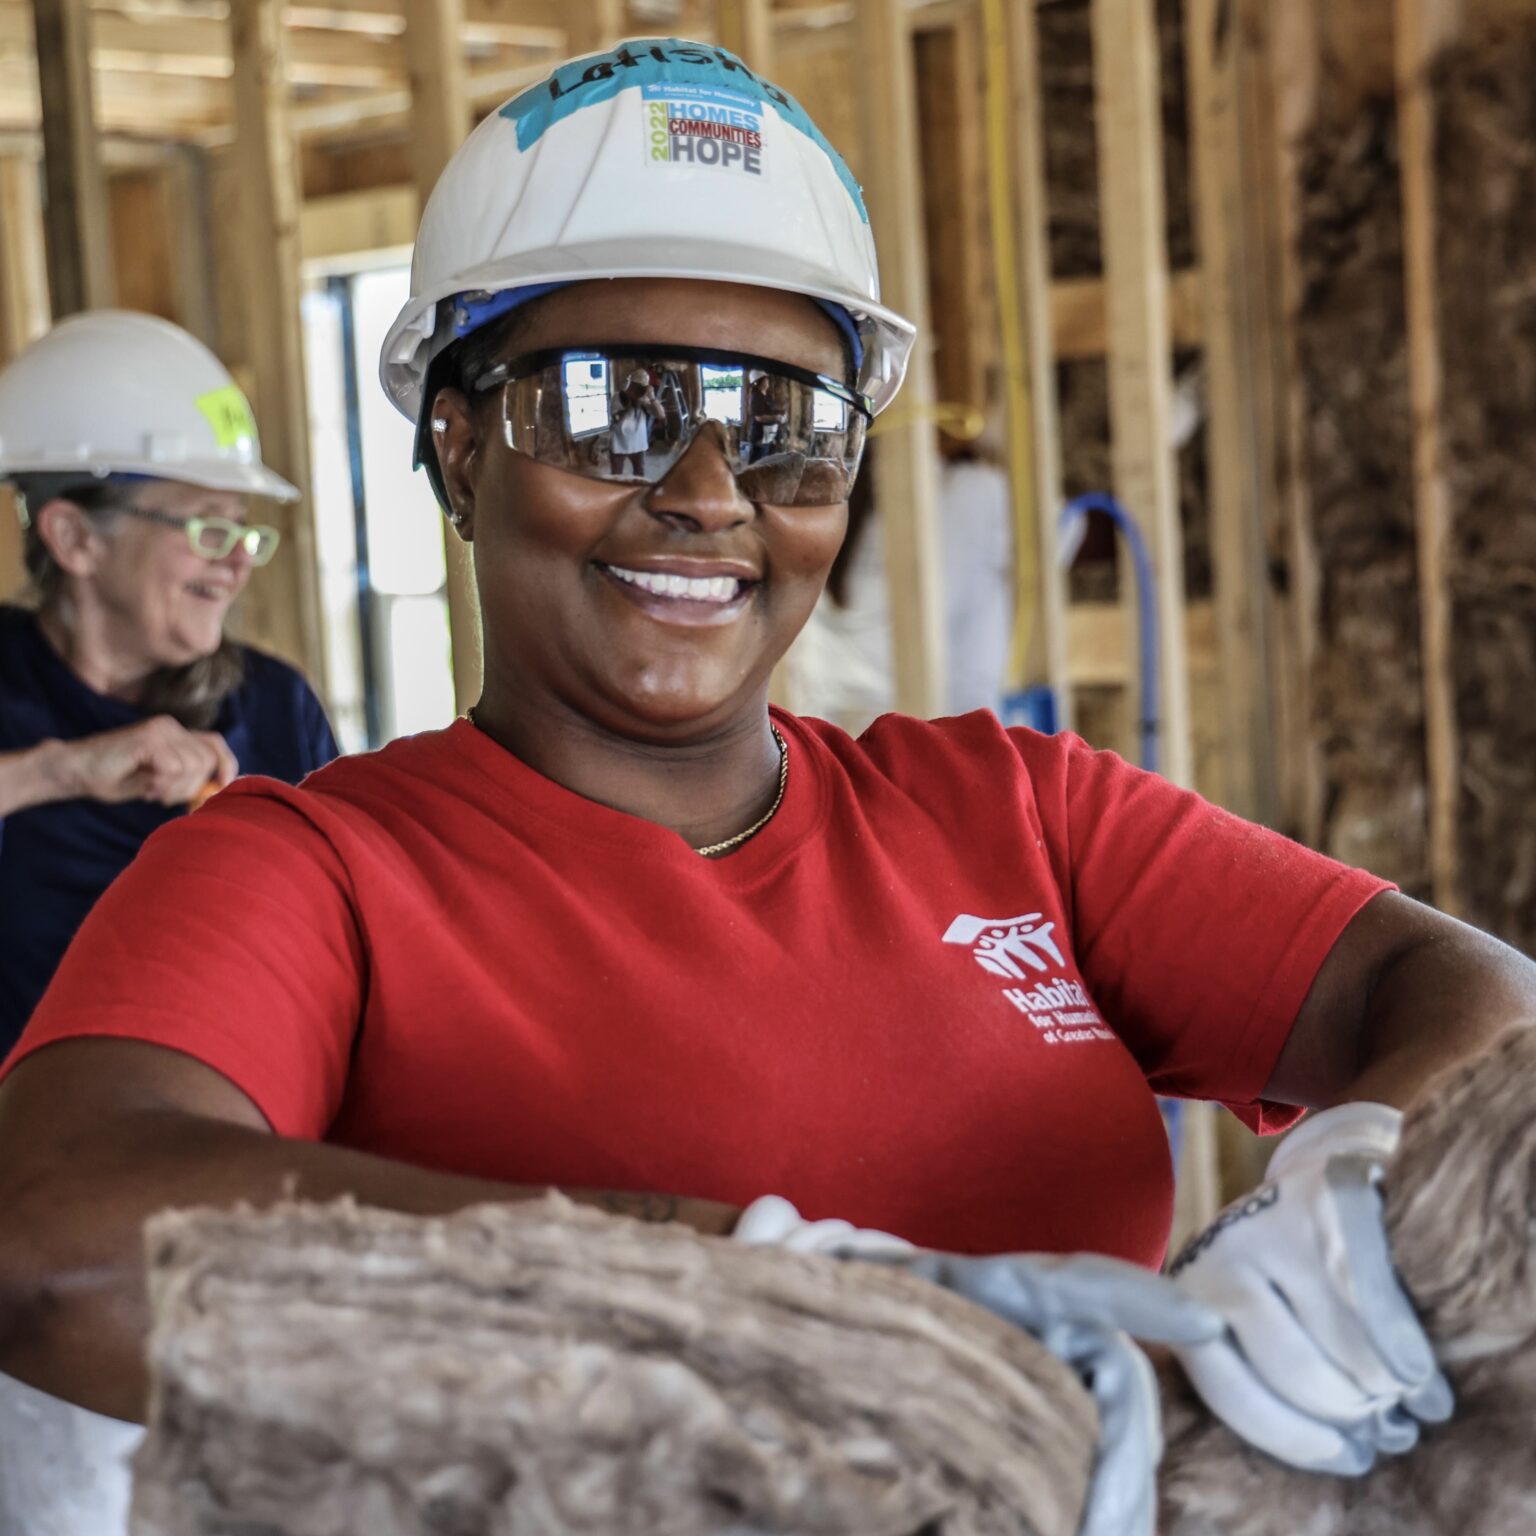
[17,0,1529,949]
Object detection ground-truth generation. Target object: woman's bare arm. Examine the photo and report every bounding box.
[0,742,67,817]
[1266,891,1536,1111]
[0,1038,739,1423]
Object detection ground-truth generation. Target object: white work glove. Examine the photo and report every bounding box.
[736,1197,1222,1536]
[1168,1101,1453,1475]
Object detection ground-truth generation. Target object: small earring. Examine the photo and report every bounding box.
[445,508,463,526]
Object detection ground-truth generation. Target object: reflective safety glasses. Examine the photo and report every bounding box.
[466,344,872,507]
[121,505,281,566]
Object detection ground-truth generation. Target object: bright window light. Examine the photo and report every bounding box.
[813,388,848,432]
[386,596,455,739]
[351,268,447,598]
[563,357,611,437]
[700,364,744,424]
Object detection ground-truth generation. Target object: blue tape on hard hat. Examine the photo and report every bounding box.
[454,285,861,371]
[502,39,869,225]
[453,282,573,340]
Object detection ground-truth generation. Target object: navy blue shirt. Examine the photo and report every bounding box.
[0,604,339,1054]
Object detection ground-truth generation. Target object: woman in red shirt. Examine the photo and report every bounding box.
[1,38,1532,1536]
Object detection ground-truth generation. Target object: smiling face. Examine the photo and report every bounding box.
[43,479,257,670]
[432,278,853,742]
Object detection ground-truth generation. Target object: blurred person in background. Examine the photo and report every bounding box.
[0,311,338,1535]
[0,312,339,1056]
[610,367,665,477]
[791,424,1016,727]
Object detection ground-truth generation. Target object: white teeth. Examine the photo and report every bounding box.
[606,566,744,603]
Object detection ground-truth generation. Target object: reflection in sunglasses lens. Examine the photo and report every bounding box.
[736,457,806,505]
[500,350,865,507]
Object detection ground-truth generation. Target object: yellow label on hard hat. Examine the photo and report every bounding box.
[196,385,257,450]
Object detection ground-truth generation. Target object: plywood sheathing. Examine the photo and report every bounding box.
[1430,21,1536,953]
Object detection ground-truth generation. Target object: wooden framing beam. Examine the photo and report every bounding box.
[279,0,573,37]
[856,0,945,717]
[996,0,1068,715]
[1231,0,1296,836]
[567,0,625,57]
[0,155,47,357]
[230,0,327,686]
[404,0,481,715]
[194,57,549,146]
[776,0,963,36]
[1,40,244,133]
[32,0,113,315]
[284,2,565,48]
[0,153,45,599]
[1050,268,1203,360]
[747,0,785,710]
[915,19,983,426]
[1067,599,1214,690]
[162,146,220,347]
[0,8,556,82]
[1395,0,1463,914]
[717,0,772,67]
[676,1,717,43]
[1091,0,1193,787]
[1185,0,1278,822]
[1268,0,1324,847]
[299,180,415,261]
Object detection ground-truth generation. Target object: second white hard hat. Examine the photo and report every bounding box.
[0,310,298,502]
[379,39,917,433]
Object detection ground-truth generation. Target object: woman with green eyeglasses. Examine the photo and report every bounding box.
[0,310,338,1060]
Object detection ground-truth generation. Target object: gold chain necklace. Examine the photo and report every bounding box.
[465,710,789,860]
[696,725,789,859]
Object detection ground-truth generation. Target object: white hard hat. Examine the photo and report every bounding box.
[0,310,298,502]
[379,38,917,437]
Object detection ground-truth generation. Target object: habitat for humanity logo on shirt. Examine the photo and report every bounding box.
[643,82,765,175]
[942,913,1115,1047]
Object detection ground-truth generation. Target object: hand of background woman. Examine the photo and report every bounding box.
[46,716,238,807]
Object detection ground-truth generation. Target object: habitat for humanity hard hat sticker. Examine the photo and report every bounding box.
[642,82,763,176]
[501,39,867,222]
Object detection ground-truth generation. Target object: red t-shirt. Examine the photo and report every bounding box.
[5,710,1388,1265]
